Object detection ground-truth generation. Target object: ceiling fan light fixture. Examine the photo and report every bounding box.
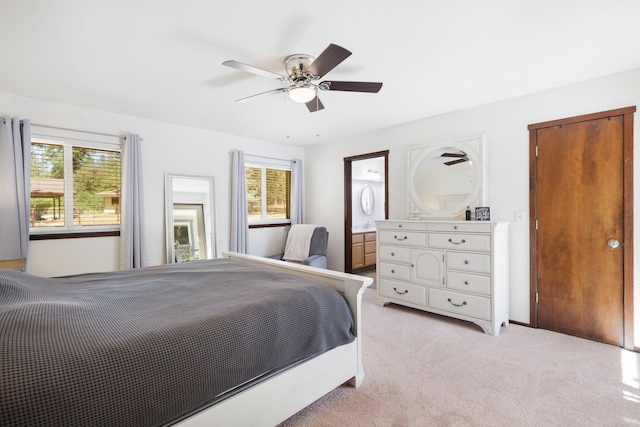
[288,85,316,103]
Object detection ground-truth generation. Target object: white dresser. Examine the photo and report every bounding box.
[375,220,509,336]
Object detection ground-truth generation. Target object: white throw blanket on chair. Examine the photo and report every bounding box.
[283,224,317,262]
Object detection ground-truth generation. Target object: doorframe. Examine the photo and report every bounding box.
[344,151,389,273]
[528,106,636,350]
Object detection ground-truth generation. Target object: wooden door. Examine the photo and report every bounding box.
[529,107,635,348]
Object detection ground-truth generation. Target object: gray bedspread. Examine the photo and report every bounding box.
[0,258,355,426]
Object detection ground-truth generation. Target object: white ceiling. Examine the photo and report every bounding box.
[1,0,640,146]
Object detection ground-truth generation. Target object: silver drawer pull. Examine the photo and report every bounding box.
[464,281,469,285]
[448,238,466,245]
[391,269,395,274]
[464,260,469,264]
[394,235,408,241]
[390,252,395,256]
[393,287,408,295]
[398,224,403,228]
[447,298,467,307]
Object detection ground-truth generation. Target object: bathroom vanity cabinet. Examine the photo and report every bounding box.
[352,231,376,270]
[375,220,508,336]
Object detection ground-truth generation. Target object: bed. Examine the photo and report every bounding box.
[0,252,372,426]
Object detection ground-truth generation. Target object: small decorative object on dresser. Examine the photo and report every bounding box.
[475,207,490,221]
[375,220,509,336]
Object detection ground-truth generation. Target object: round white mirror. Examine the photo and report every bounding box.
[360,184,375,216]
[408,140,484,217]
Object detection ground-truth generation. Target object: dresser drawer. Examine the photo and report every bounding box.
[427,222,492,233]
[379,279,426,306]
[428,233,491,252]
[376,221,427,231]
[428,288,491,320]
[447,271,491,295]
[379,230,426,247]
[446,252,491,274]
[378,245,410,263]
[379,261,411,281]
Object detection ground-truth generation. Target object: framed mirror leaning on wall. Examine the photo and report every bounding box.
[407,133,487,219]
[165,173,217,263]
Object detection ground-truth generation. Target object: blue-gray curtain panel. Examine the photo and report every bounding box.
[0,116,30,262]
[290,159,304,225]
[120,133,148,269]
[230,150,248,253]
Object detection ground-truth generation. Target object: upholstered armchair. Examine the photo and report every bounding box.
[268,225,329,269]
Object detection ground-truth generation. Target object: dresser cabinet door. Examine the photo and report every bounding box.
[411,249,444,286]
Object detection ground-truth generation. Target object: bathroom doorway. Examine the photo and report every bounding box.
[344,151,389,274]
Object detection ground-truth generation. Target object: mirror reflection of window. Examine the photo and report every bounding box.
[173,204,207,262]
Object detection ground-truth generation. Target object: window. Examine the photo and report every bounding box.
[245,159,291,225]
[30,127,122,234]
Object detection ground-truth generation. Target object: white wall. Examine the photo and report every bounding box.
[1,92,303,276]
[305,67,640,342]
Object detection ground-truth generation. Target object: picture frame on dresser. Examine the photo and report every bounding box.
[475,207,490,221]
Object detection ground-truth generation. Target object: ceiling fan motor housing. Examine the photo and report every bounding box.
[284,54,316,80]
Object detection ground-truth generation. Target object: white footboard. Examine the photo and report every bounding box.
[174,252,372,426]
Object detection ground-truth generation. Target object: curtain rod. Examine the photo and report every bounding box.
[244,153,293,162]
[31,123,124,139]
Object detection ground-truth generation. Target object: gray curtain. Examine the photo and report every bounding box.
[0,116,31,263]
[290,158,304,225]
[120,133,148,269]
[230,150,248,253]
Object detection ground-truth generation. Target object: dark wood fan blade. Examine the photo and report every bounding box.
[236,88,287,103]
[444,157,469,166]
[306,96,325,112]
[222,60,286,80]
[441,151,467,158]
[320,81,382,93]
[307,44,352,78]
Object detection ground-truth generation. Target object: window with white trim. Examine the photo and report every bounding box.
[30,127,122,234]
[245,156,291,225]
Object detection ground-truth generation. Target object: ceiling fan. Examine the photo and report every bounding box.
[441,151,469,166]
[222,43,383,112]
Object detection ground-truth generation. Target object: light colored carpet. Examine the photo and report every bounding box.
[279,288,640,426]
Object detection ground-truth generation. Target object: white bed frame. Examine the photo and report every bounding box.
[175,252,372,427]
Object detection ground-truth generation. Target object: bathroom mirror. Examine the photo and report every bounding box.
[360,184,375,216]
[407,134,487,218]
[165,172,217,263]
